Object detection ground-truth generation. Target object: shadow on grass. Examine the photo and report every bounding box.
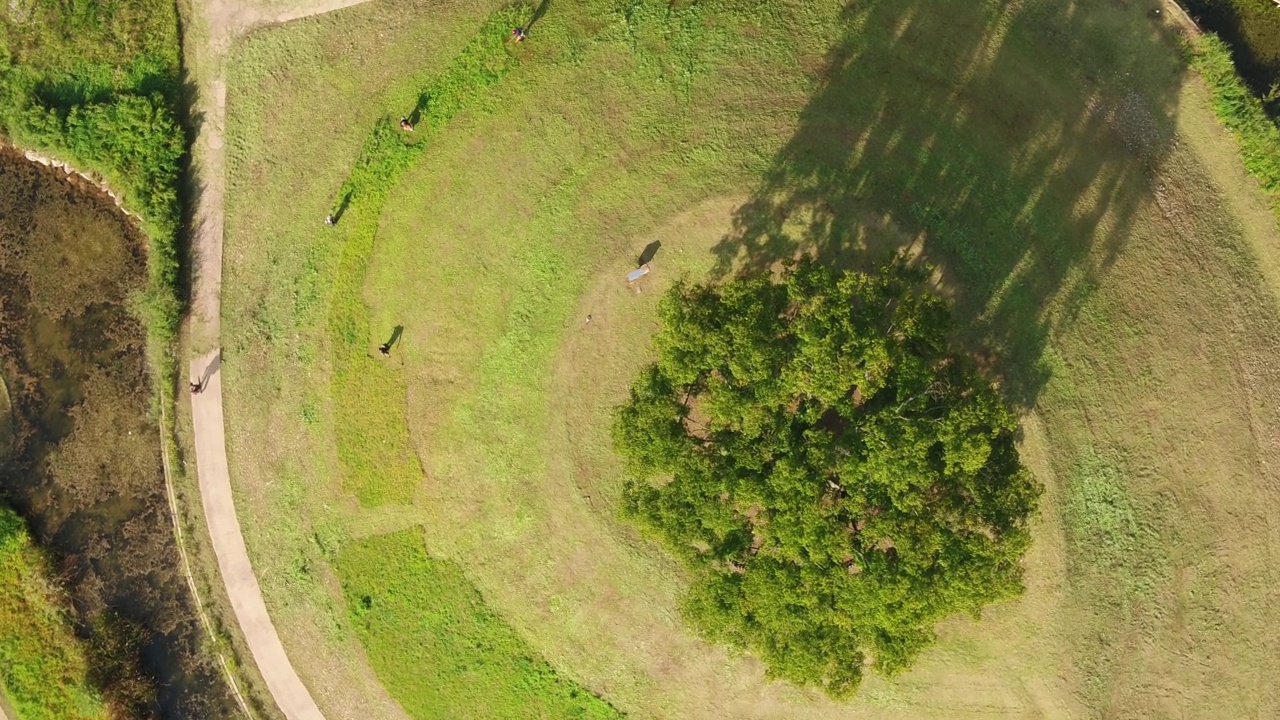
[714,0,1186,409]
[528,0,551,29]
[174,67,205,318]
[380,324,404,354]
[638,239,661,266]
[334,189,354,222]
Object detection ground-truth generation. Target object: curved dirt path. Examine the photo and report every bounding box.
[184,2,373,719]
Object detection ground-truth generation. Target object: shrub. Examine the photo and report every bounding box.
[614,258,1041,697]
[1192,34,1280,205]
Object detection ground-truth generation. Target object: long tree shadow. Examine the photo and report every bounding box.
[715,0,1186,408]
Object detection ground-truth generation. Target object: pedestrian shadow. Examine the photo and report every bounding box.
[638,240,661,267]
[192,350,221,388]
[379,325,404,355]
[529,0,551,29]
[332,191,353,223]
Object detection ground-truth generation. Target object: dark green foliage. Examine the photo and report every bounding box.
[1182,0,1280,101]
[614,259,1041,697]
[87,613,161,719]
[0,0,184,345]
[1192,33,1280,213]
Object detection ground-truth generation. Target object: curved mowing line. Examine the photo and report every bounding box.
[325,3,527,506]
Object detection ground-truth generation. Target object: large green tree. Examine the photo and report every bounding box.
[614,258,1041,697]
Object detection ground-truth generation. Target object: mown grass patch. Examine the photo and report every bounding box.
[317,6,626,715]
[1062,449,1168,607]
[326,3,526,506]
[0,505,105,720]
[335,529,620,720]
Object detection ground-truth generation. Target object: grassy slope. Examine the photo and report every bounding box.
[0,506,105,720]
[337,530,616,719]
[221,3,585,718]
[222,0,1280,718]
[311,6,620,716]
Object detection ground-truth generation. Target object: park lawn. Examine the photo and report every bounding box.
[0,506,105,720]
[336,530,617,719]
[223,0,1280,718]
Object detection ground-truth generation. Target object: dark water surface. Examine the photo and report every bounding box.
[1183,0,1280,102]
[0,147,236,718]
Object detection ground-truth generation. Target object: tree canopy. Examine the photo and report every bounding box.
[613,258,1041,697]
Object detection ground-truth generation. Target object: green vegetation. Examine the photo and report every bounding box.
[337,530,619,719]
[326,2,525,505]
[1183,0,1280,101]
[615,259,1039,696]
[0,504,105,720]
[221,0,1280,717]
[1061,450,1165,612]
[1192,34,1280,209]
[0,0,185,345]
[311,8,624,714]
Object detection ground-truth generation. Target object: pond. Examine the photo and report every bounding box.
[1183,0,1280,104]
[0,147,237,718]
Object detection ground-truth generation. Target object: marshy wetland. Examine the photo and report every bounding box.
[0,148,235,718]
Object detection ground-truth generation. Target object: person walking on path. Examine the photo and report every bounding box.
[190,379,205,395]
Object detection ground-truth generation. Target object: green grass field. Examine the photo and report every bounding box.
[0,506,105,720]
[336,530,617,719]
[221,0,1280,717]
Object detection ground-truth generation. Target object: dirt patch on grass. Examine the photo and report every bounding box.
[0,148,236,718]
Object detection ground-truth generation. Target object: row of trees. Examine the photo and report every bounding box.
[614,258,1040,697]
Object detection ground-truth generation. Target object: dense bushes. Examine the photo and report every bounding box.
[0,504,105,720]
[614,259,1041,697]
[0,0,184,344]
[1192,33,1280,204]
[1182,0,1280,100]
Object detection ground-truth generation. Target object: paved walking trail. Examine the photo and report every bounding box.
[184,2,372,719]
[190,351,324,720]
